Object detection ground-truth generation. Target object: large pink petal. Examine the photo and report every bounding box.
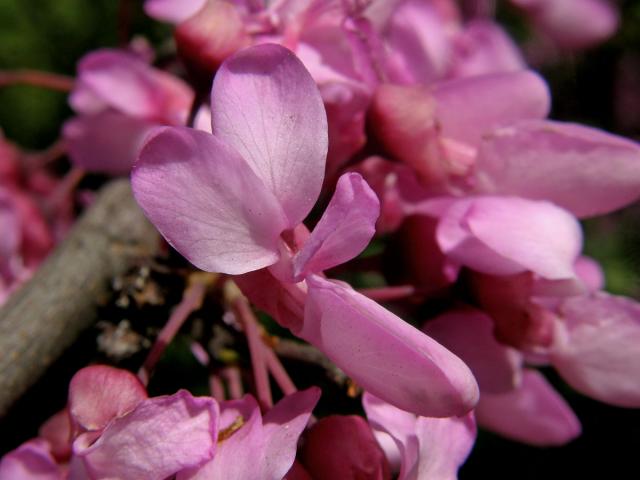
[474,120,640,218]
[550,293,640,407]
[211,43,328,227]
[476,370,581,446]
[433,70,550,146]
[437,196,582,279]
[423,308,523,394]
[0,440,63,480]
[68,365,147,433]
[74,49,193,123]
[144,0,207,23]
[132,127,288,274]
[292,172,379,279]
[78,390,218,480]
[64,111,156,175]
[302,275,479,417]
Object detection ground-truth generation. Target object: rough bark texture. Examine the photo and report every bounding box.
[0,179,159,416]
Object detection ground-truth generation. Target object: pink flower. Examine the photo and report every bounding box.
[179,388,320,479]
[363,392,477,480]
[132,43,479,417]
[64,49,200,175]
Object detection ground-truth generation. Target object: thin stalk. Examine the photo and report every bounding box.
[222,366,244,400]
[358,285,416,302]
[0,70,74,92]
[263,343,296,395]
[138,281,207,385]
[233,296,273,409]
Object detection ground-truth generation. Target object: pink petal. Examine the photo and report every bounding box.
[302,275,479,417]
[512,0,619,49]
[300,415,391,480]
[132,127,289,274]
[437,196,582,280]
[363,393,476,480]
[78,390,218,480]
[178,395,263,480]
[181,389,319,480]
[433,70,550,146]
[476,370,581,446]
[382,0,453,84]
[412,413,476,480]
[574,256,604,292]
[39,410,72,461]
[68,365,147,432]
[475,120,640,218]
[261,387,321,479]
[145,0,207,23]
[450,20,526,78]
[292,172,379,279]
[64,111,155,175]
[550,293,640,407]
[0,440,63,480]
[74,49,193,123]
[423,308,523,394]
[211,43,328,227]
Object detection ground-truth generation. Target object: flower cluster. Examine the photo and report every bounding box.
[1,0,638,479]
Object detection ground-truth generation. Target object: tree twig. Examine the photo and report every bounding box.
[0,179,160,416]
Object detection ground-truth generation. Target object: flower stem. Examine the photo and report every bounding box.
[0,70,74,91]
[357,285,416,302]
[138,279,207,385]
[233,295,273,409]
[263,342,297,395]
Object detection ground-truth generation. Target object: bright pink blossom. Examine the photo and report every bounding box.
[132,43,479,417]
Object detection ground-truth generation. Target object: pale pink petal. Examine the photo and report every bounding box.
[78,390,218,480]
[211,43,328,227]
[433,70,550,146]
[437,196,582,279]
[302,275,479,417]
[132,127,289,274]
[475,120,640,218]
[261,387,321,478]
[550,293,640,407]
[144,0,207,23]
[450,20,526,78]
[68,365,147,432]
[412,413,476,480]
[0,440,63,480]
[74,50,193,123]
[512,0,619,49]
[476,370,581,446]
[64,112,156,175]
[363,393,476,480]
[181,389,319,480]
[178,395,262,480]
[382,0,453,84]
[574,256,604,292]
[292,173,379,279]
[423,308,523,394]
